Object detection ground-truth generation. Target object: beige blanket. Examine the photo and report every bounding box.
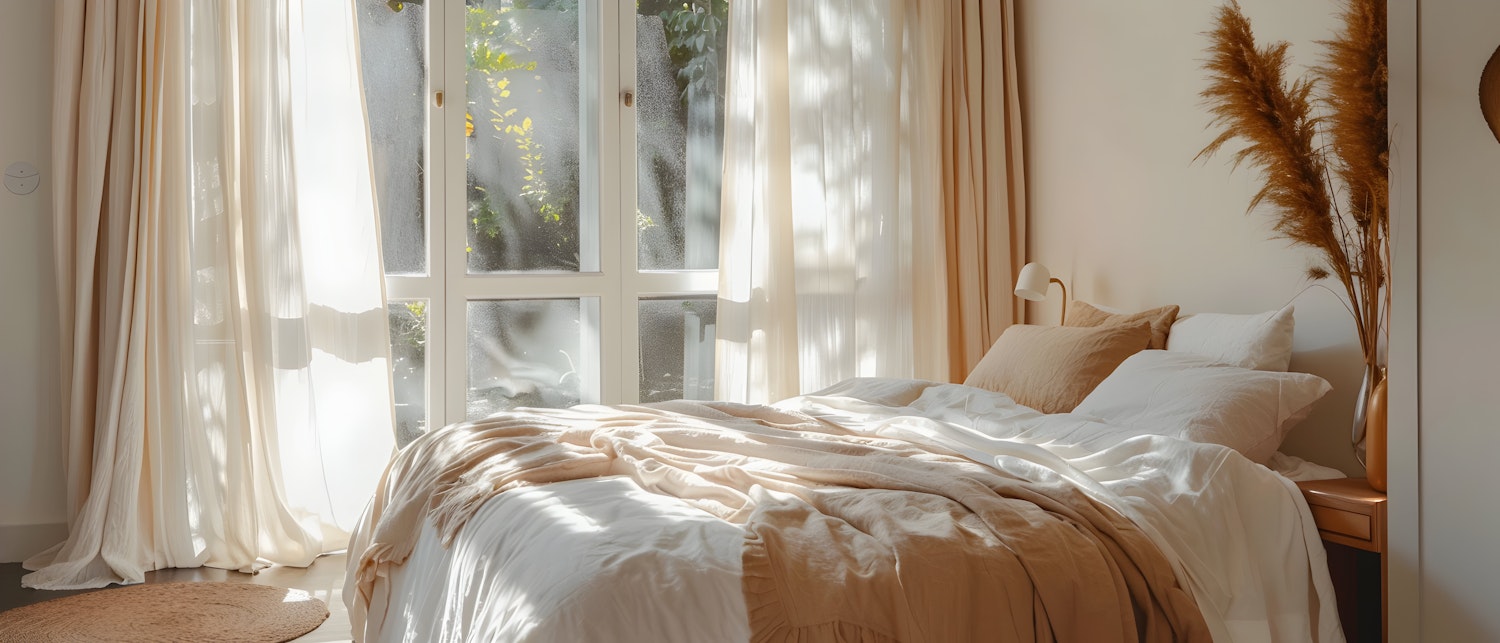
[350,400,1210,642]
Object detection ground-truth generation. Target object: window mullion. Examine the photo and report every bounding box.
[420,2,446,434]
[441,0,467,426]
[614,0,640,404]
[591,0,628,405]
[633,271,720,297]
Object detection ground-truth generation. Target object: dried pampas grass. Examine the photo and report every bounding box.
[1197,0,1388,368]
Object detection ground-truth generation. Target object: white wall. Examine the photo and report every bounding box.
[1018,0,1364,475]
[0,0,65,562]
[1414,0,1500,638]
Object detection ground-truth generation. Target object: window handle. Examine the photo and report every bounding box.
[622,90,634,108]
[435,91,444,108]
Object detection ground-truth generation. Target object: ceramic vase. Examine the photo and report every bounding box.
[1364,368,1388,492]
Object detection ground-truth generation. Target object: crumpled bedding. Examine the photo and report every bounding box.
[345,378,1344,643]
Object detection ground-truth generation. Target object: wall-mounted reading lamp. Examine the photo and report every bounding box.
[1014,262,1068,324]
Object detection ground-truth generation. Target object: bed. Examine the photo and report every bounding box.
[344,360,1345,641]
[345,304,1348,642]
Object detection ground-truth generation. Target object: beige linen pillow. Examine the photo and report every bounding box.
[963,322,1152,414]
[1065,301,1180,350]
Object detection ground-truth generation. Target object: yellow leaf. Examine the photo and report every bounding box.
[522,117,533,130]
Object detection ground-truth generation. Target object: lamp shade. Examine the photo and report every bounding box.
[1014,262,1053,301]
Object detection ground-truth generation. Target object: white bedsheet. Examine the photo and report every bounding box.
[372,477,749,642]
[347,378,1345,643]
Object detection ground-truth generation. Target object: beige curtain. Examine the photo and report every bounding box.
[715,0,949,404]
[29,0,395,589]
[942,0,1027,382]
[49,0,142,530]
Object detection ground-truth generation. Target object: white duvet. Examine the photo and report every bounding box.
[346,378,1345,643]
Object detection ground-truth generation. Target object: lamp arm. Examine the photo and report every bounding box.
[1052,278,1068,324]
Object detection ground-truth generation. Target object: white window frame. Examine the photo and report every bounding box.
[384,0,720,432]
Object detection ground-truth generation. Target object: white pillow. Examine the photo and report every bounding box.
[1072,350,1331,464]
[1165,306,1295,371]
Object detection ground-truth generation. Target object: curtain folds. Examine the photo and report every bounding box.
[716,0,950,404]
[29,0,394,590]
[715,0,1024,401]
[942,0,1026,382]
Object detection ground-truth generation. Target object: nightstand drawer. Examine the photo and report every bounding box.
[1297,477,1386,553]
[1309,505,1372,542]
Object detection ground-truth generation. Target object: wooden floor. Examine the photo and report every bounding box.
[0,554,352,642]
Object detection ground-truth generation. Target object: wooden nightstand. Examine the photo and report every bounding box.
[1297,477,1387,643]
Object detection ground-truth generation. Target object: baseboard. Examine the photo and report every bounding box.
[0,523,65,563]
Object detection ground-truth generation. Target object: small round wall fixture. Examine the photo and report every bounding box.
[4,161,39,195]
[1482,43,1500,145]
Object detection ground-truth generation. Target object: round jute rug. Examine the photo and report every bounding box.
[0,582,329,643]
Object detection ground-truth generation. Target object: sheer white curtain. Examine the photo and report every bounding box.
[28,0,394,590]
[716,0,948,403]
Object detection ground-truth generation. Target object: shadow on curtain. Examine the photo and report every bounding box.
[714,0,1025,401]
[28,0,395,590]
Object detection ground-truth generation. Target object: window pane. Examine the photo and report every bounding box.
[465,1,587,273]
[639,298,716,402]
[388,300,429,447]
[357,0,428,276]
[635,1,728,271]
[467,299,585,418]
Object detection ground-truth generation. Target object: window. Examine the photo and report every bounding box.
[357,0,729,444]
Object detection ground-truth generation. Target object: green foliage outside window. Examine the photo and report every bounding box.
[388,0,727,272]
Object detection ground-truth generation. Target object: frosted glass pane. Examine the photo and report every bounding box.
[636,2,728,271]
[388,300,428,447]
[465,1,587,273]
[357,0,428,276]
[639,298,716,402]
[467,299,584,418]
